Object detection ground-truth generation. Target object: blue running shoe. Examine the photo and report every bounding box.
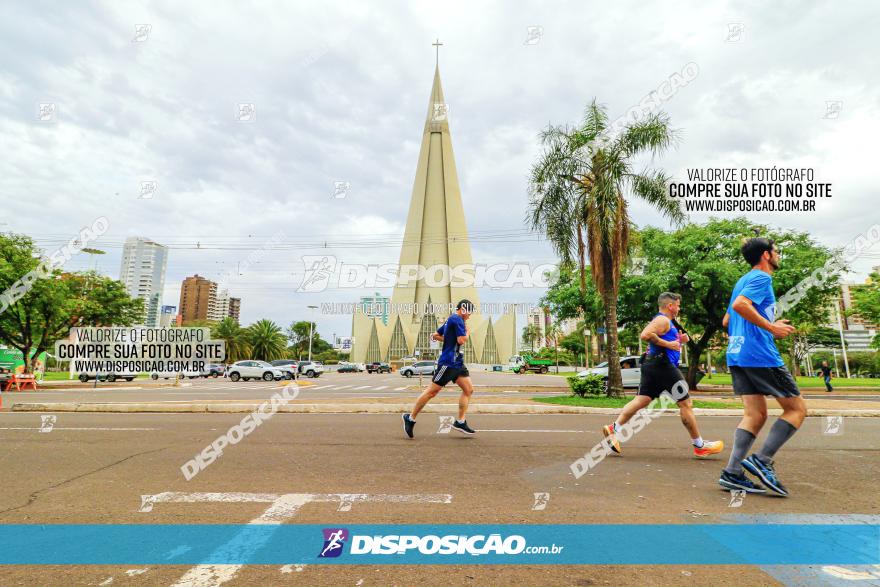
[742,454,789,496]
[719,470,767,493]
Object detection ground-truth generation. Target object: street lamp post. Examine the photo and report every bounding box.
[834,297,851,378]
[307,305,318,362]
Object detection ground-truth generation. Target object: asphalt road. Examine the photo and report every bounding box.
[1,410,877,586]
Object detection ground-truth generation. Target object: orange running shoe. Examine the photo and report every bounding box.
[602,424,621,454]
[694,440,724,458]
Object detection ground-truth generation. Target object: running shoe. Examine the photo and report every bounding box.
[718,470,767,493]
[402,413,415,438]
[602,424,621,454]
[742,454,789,496]
[451,420,476,435]
[694,440,724,458]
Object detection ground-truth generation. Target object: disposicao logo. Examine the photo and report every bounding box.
[318,528,349,558]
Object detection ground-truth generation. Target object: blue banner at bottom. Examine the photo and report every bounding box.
[0,524,877,565]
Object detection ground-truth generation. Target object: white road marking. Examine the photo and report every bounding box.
[822,566,880,580]
[311,385,335,390]
[333,385,353,390]
[280,564,304,573]
[353,385,372,390]
[139,492,452,587]
[478,429,585,433]
[395,387,408,391]
[125,568,148,576]
[374,386,388,390]
[0,427,159,431]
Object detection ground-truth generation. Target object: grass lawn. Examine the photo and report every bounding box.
[534,395,739,410]
[701,373,880,388]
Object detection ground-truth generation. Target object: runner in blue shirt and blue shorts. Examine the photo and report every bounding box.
[718,237,806,497]
[403,300,476,438]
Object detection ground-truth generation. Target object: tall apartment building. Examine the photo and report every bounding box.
[119,237,168,327]
[179,275,218,323]
[214,289,230,322]
[179,276,241,324]
[228,297,241,323]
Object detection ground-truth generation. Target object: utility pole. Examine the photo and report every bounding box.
[307,305,318,362]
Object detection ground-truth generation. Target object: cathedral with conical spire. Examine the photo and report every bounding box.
[350,46,516,365]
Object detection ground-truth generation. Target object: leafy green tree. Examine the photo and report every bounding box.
[247,319,287,362]
[541,263,604,364]
[560,330,586,356]
[528,100,685,396]
[617,218,840,387]
[287,320,326,359]
[851,271,880,325]
[0,234,143,373]
[212,317,250,363]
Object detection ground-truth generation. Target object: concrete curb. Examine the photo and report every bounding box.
[9,402,880,417]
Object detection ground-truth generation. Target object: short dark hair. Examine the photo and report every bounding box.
[741,237,775,266]
[456,299,475,313]
[657,292,681,307]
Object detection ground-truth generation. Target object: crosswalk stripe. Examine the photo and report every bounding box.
[353,385,372,390]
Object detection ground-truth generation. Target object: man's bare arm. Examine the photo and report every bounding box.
[640,316,679,350]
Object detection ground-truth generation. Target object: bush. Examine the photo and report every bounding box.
[567,374,606,397]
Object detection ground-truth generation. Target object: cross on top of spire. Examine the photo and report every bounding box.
[432,38,443,67]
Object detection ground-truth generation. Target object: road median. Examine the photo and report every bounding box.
[9,401,880,417]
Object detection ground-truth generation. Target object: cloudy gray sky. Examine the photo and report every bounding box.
[1,0,878,340]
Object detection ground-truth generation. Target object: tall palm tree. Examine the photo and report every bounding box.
[246,319,287,362]
[212,317,251,363]
[528,100,685,396]
[522,324,540,352]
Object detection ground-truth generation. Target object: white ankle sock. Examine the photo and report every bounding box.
[692,436,704,448]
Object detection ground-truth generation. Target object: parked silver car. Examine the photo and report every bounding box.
[400,360,437,378]
[577,355,643,388]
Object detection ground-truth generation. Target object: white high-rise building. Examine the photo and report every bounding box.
[119,237,168,327]
[211,289,231,322]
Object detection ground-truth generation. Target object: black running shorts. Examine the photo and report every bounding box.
[729,366,800,398]
[432,365,469,387]
[638,355,689,400]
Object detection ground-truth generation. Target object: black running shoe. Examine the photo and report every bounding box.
[402,413,415,438]
[718,470,767,493]
[451,419,476,435]
[742,454,789,496]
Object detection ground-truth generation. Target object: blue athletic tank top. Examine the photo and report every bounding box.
[648,314,680,366]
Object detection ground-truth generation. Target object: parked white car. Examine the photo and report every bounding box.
[227,360,285,382]
[577,355,643,388]
[297,361,323,378]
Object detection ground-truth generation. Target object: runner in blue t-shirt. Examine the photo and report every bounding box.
[403,300,476,438]
[718,237,806,497]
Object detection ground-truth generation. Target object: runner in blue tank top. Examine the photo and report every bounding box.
[602,292,723,458]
